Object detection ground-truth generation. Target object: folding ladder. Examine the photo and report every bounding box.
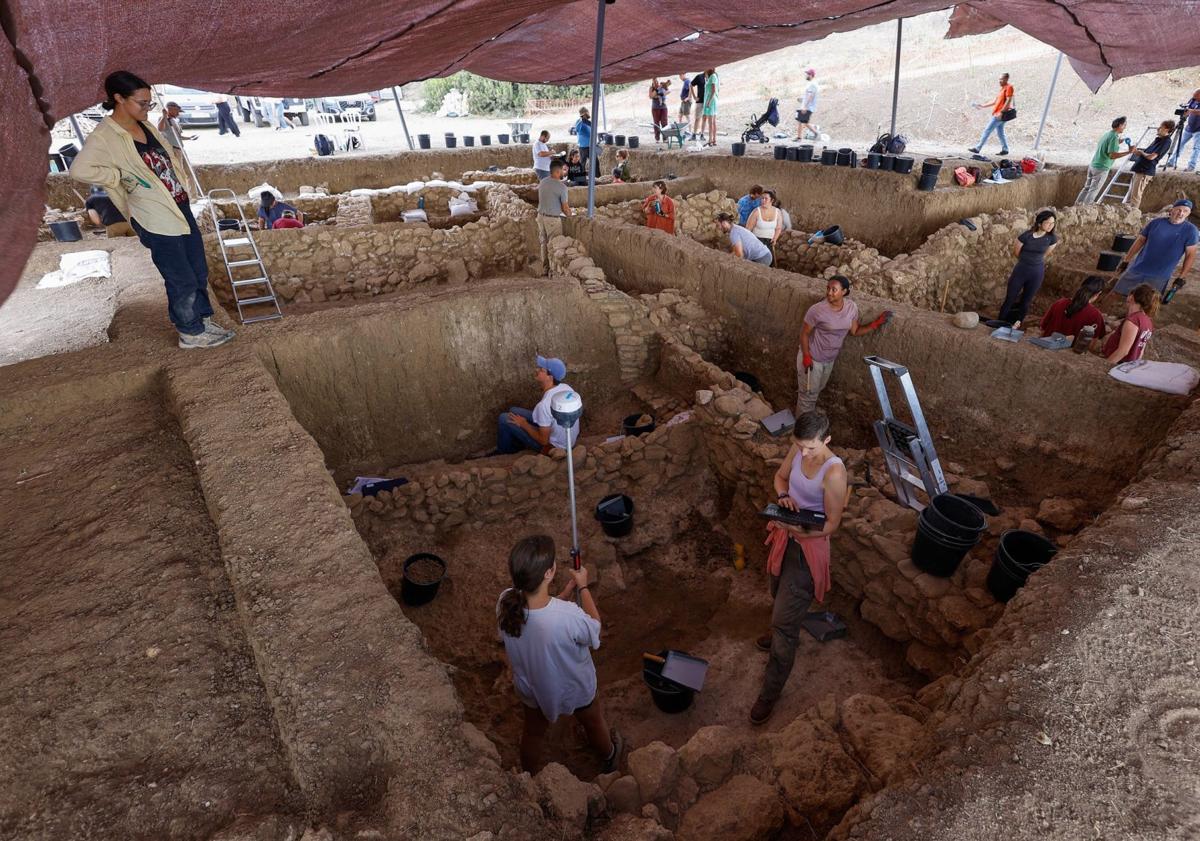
[173,140,283,325]
[1098,126,1154,204]
[864,356,948,511]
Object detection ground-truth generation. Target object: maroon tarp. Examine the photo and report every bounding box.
[3,0,1199,307]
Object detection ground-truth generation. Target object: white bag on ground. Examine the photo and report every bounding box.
[37,250,112,289]
[1109,360,1199,395]
[448,192,479,217]
[401,209,428,223]
[247,182,283,202]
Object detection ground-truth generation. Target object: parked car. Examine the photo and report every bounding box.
[156,85,220,127]
[314,94,377,121]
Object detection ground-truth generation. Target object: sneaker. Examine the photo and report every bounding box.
[749,698,775,726]
[178,329,234,349]
[755,632,772,652]
[968,146,980,154]
[602,728,624,773]
[1186,165,1196,172]
[203,317,236,338]
[999,148,1010,155]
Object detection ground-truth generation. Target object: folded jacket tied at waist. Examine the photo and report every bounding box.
[764,520,830,603]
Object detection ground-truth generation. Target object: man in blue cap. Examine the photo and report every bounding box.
[495,356,581,454]
[1114,198,1198,300]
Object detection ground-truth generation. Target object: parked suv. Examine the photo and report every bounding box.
[156,85,219,127]
[314,94,377,121]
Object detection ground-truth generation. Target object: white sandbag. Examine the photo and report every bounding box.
[349,188,381,197]
[448,193,479,217]
[425,179,449,188]
[401,209,429,223]
[248,182,283,202]
[37,250,111,289]
[404,181,425,193]
[1109,360,1199,395]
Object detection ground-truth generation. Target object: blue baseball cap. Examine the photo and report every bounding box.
[1173,198,1194,208]
[535,355,567,380]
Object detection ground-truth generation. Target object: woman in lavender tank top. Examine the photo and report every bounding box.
[751,410,850,726]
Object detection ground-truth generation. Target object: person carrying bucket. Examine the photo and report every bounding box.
[497,534,623,773]
[751,411,848,726]
[796,276,891,414]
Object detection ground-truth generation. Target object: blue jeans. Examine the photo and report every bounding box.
[976,116,1009,151]
[130,202,213,335]
[1170,127,1200,169]
[496,407,542,454]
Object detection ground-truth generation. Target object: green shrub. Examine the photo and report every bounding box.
[421,72,625,116]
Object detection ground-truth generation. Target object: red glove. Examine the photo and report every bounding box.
[802,352,813,370]
[868,311,894,331]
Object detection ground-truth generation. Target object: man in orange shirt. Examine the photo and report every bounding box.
[968,72,1014,156]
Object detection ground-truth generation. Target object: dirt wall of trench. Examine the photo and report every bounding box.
[569,217,1189,502]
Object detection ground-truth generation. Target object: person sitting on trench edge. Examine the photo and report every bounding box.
[716,211,772,265]
[751,409,849,726]
[1039,275,1107,342]
[494,355,581,455]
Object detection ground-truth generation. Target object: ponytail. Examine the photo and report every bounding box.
[1065,275,1106,318]
[498,535,557,638]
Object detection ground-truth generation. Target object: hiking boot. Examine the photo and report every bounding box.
[602,728,624,773]
[755,632,773,652]
[178,329,234,349]
[968,146,980,154]
[203,317,236,339]
[749,698,775,726]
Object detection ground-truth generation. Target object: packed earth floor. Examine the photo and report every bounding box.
[3,147,1200,841]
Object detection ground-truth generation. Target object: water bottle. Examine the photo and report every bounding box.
[1072,324,1095,353]
[417,196,425,210]
[653,200,662,216]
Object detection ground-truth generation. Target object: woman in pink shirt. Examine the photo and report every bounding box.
[797,275,891,414]
[1103,283,1157,364]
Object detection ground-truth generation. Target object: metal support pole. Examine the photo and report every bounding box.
[392,87,414,151]
[67,114,87,146]
[586,0,607,219]
[1033,52,1063,152]
[889,18,902,137]
[600,83,608,132]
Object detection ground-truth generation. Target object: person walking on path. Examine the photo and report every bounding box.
[796,276,891,414]
[1112,199,1197,299]
[212,94,241,137]
[70,71,233,349]
[533,130,555,180]
[997,209,1059,326]
[642,181,676,234]
[649,78,671,144]
[1075,116,1136,204]
[702,68,720,147]
[716,212,772,266]
[497,534,622,773]
[968,72,1014,155]
[1126,120,1175,208]
[689,71,707,140]
[677,74,693,125]
[750,410,848,726]
[535,160,571,275]
[1168,89,1200,171]
[573,108,593,172]
[794,68,819,141]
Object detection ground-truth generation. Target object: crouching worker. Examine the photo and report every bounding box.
[495,355,581,455]
[752,410,848,726]
[716,211,772,265]
[498,534,622,773]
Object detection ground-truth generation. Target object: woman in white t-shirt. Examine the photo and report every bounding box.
[498,535,622,773]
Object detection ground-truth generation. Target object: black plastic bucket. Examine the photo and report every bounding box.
[1112,233,1136,253]
[733,371,762,392]
[786,147,800,162]
[463,136,475,147]
[628,136,640,149]
[50,221,82,242]
[820,225,844,246]
[798,145,814,163]
[480,135,491,146]
[400,553,446,606]
[520,133,530,143]
[986,530,1058,602]
[774,145,788,160]
[912,516,977,577]
[445,134,457,149]
[643,653,695,713]
[866,151,881,170]
[1097,251,1123,271]
[498,133,510,144]
[615,135,626,146]
[732,142,746,156]
[880,154,895,171]
[595,493,634,538]
[217,218,240,232]
[917,172,938,191]
[836,147,853,166]
[622,413,656,437]
[921,158,943,177]
[417,134,431,149]
[893,156,915,174]
[820,148,837,166]
[924,494,987,542]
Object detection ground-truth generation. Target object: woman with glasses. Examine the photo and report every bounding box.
[70,71,234,349]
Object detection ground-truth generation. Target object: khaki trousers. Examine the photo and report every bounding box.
[536,214,564,275]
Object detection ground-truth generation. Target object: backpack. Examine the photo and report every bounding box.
[871,132,908,155]
[953,166,976,186]
[314,134,334,156]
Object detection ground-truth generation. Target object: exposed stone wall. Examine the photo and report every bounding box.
[773,231,887,281]
[204,215,527,304]
[593,190,737,244]
[461,167,538,186]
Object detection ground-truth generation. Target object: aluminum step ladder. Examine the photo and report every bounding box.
[865,356,948,511]
[203,188,283,324]
[1098,126,1154,204]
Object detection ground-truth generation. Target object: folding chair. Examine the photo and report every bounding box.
[340,112,365,151]
[314,112,341,150]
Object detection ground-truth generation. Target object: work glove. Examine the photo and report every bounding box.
[868,311,894,330]
[802,352,813,371]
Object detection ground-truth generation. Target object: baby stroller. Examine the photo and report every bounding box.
[741,98,780,143]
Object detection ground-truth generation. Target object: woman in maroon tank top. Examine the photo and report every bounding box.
[1103,283,1158,364]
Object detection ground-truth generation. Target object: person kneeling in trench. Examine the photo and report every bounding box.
[494,355,580,455]
[498,534,622,773]
[797,276,891,415]
[751,410,848,726]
